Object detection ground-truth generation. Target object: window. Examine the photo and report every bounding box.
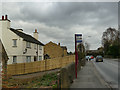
[40,51,42,54]
[13,39,17,47]
[13,56,17,63]
[26,42,31,48]
[26,56,31,62]
[39,45,42,50]
[39,56,42,61]
[34,44,37,49]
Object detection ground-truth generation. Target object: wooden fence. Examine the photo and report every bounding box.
[7,55,75,75]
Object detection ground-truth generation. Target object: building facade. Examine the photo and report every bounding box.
[0,39,8,78]
[0,15,44,64]
[44,41,67,59]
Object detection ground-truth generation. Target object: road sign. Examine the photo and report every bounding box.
[76,40,82,43]
[76,34,82,43]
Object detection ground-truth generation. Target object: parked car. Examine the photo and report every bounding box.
[90,55,94,60]
[96,55,103,62]
[86,56,91,61]
[91,56,94,59]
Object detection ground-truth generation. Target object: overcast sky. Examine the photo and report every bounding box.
[1,2,118,52]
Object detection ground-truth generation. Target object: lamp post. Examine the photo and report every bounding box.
[84,36,91,51]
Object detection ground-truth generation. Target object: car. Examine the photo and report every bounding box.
[86,55,91,61]
[90,55,94,60]
[91,56,94,59]
[96,55,103,62]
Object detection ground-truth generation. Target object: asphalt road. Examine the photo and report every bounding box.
[93,58,119,89]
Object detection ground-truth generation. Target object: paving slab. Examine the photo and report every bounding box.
[70,61,109,88]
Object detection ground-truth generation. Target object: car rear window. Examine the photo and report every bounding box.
[97,56,102,58]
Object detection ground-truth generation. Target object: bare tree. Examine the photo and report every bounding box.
[85,42,90,51]
[102,27,120,54]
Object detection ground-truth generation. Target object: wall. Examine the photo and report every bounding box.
[22,41,44,62]
[60,59,83,88]
[7,55,75,75]
[44,42,64,59]
[60,62,75,88]
[0,40,8,79]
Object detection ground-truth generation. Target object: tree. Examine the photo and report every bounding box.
[102,27,120,57]
[84,42,90,51]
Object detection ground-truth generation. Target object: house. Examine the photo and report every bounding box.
[44,41,67,59]
[0,15,44,64]
[61,46,67,56]
[0,39,8,78]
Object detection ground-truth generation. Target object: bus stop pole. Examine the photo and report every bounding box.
[75,34,77,78]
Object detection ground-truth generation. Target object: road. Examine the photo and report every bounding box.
[93,58,119,89]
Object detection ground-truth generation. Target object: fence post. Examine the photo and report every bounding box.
[24,63,25,74]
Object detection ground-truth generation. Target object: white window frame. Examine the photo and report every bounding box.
[34,44,37,49]
[26,42,31,48]
[39,45,42,50]
[26,56,31,62]
[13,39,17,47]
[39,56,42,61]
[13,56,17,63]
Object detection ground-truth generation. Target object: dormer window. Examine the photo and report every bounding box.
[13,39,17,47]
[26,42,31,48]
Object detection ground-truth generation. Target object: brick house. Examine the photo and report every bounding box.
[61,46,67,56]
[44,41,67,59]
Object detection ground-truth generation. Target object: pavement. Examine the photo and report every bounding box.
[70,61,110,88]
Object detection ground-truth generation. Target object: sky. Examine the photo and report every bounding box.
[0,1,118,52]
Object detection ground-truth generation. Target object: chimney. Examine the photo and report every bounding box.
[33,29,38,40]
[5,15,7,20]
[16,29,23,32]
[2,16,4,20]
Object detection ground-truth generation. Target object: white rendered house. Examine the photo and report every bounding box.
[0,15,44,64]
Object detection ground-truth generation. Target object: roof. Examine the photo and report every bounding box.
[0,19,11,22]
[61,46,67,50]
[10,28,44,46]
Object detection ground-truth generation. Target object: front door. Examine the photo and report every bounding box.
[34,56,37,61]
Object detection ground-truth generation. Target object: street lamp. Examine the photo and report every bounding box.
[84,36,92,51]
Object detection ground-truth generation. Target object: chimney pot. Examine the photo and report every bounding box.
[2,16,4,20]
[5,15,7,20]
[35,29,38,33]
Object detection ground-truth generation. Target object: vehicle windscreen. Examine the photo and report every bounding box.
[97,56,102,58]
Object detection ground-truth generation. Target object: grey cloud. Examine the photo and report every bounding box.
[16,2,117,28]
[1,2,118,51]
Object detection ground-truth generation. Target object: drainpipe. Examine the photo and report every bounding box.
[37,45,38,61]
